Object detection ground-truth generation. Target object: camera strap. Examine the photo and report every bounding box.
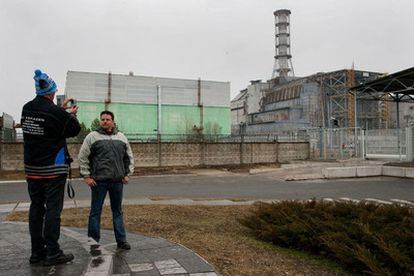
[67,166,75,199]
[66,153,76,199]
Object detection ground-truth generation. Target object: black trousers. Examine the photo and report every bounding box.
[27,175,66,258]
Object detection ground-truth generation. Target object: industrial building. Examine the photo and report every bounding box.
[64,71,231,139]
[231,9,412,135]
[0,113,15,142]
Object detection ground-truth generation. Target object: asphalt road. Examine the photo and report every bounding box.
[0,173,413,204]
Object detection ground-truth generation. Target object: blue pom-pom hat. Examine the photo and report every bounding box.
[34,69,57,95]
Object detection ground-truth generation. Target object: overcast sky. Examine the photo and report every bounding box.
[1,0,413,120]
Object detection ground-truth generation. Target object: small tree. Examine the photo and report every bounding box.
[90,118,100,131]
[76,122,91,142]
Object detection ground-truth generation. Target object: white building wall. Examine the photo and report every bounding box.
[230,98,246,125]
[65,71,230,107]
[246,82,267,114]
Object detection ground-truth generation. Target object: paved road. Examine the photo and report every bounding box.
[1,173,413,203]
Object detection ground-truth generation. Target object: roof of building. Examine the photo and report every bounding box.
[231,89,248,102]
[351,67,414,102]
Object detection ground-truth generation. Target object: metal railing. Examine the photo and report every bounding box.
[123,133,309,143]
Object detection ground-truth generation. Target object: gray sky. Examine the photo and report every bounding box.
[1,0,413,121]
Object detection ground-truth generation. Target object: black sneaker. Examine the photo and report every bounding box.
[29,250,47,264]
[117,241,131,250]
[43,253,74,266]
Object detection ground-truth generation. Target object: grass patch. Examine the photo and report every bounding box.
[240,200,414,275]
[7,205,341,275]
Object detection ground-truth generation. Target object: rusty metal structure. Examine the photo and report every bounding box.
[316,69,384,129]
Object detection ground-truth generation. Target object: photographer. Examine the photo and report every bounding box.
[21,69,80,266]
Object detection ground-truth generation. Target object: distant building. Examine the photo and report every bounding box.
[232,9,411,135]
[64,71,231,139]
[230,69,408,134]
[0,112,16,142]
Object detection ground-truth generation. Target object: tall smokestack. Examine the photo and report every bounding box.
[272,9,294,79]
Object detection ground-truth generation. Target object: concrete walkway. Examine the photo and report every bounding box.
[0,219,219,276]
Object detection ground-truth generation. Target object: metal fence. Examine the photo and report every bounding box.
[364,128,409,160]
[408,127,414,161]
[307,127,362,160]
[123,133,309,143]
[307,127,414,161]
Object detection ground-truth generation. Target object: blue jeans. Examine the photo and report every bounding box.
[87,181,126,243]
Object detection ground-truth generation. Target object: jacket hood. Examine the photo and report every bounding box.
[97,126,118,135]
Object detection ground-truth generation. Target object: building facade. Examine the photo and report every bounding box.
[64,71,231,139]
[230,69,409,135]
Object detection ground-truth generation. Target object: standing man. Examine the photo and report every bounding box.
[21,69,81,266]
[78,110,134,250]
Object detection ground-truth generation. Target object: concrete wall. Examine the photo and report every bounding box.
[0,143,24,170]
[0,141,310,171]
[278,142,309,162]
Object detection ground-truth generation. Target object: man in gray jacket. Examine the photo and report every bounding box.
[78,110,134,249]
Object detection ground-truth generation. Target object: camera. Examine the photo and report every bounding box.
[68,99,77,107]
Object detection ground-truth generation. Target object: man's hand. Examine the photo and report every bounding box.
[61,98,79,115]
[61,98,74,109]
[68,105,79,115]
[84,177,96,187]
[122,176,129,185]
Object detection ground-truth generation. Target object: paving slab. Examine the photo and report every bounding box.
[0,221,89,276]
[0,220,219,276]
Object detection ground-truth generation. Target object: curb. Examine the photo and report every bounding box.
[277,165,414,181]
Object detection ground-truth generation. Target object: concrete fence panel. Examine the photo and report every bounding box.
[0,142,24,170]
[203,143,240,165]
[278,142,309,162]
[1,141,310,171]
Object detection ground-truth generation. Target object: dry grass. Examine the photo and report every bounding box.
[0,163,281,181]
[0,170,26,180]
[7,205,343,275]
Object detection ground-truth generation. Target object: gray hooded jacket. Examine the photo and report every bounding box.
[78,127,134,182]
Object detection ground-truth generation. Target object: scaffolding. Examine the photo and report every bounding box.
[318,70,384,129]
[346,69,355,128]
[379,96,390,128]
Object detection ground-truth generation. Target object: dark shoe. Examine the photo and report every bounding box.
[117,241,131,250]
[29,250,47,264]
[43,253,74,266]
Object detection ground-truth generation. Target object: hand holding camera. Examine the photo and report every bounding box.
[62,98,79,115]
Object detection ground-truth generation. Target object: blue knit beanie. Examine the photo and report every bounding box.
[34,69,57,95]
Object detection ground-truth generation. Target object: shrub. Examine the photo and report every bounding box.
[240,200,414,275]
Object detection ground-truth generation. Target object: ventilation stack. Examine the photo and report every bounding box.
[271,9,294,80]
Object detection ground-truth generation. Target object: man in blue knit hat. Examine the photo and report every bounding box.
[21,69,81,266]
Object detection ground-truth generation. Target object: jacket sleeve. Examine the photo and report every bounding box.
[78,133,93,177]
[122,135,134,176]
[62,114,81,138]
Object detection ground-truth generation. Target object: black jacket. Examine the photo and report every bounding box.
[21,96,81,177]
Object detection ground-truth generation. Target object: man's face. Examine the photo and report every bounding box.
[100,114,114,130]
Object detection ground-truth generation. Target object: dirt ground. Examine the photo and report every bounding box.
[0,163,280,181]
[0,170,27,180]
[7,205,344,276]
